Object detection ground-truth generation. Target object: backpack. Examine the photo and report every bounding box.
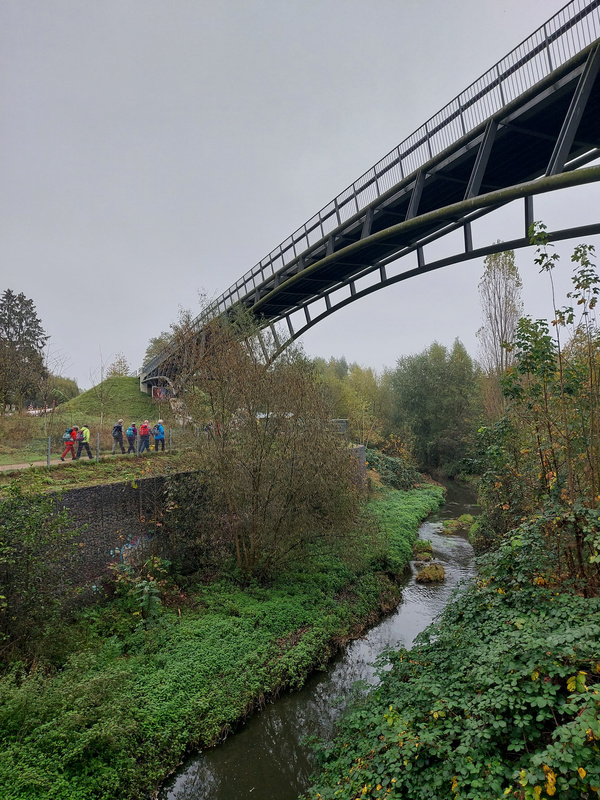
[112,424,120,438]
[76,430,84,442]
[62,428,73,441]
[140,424,149,436]
[126,426,134,438]
[152,425,160,436]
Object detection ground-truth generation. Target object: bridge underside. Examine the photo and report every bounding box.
[141,32,600,391]
[249,44,600,336]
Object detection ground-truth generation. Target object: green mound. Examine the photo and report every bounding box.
[443,513,475,534]
[413,539,433,557]
[60,377,157,424]
[416,563,445,582]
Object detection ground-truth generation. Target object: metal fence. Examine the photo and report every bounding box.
[0,426,208,470]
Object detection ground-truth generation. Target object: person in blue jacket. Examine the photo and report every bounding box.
[153,419,165,451]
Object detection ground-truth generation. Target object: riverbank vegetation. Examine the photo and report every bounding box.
[0,484,443,800]
[306,235,600,800]
[0,314,445,799]
[306,525,600,800]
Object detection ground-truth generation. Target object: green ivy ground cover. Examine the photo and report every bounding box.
[0,485,444,800]
[307,526,600,800]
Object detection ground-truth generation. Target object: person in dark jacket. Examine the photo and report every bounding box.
[112,418,125,454]
[126,423,137,454]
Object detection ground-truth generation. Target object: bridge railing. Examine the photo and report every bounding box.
[142,0,600,380]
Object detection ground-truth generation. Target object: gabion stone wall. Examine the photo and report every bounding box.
[51,450,365,587]
[55,475,169,583]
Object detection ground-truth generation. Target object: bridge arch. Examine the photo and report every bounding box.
[140,0,600,391]
[262,168,600,357]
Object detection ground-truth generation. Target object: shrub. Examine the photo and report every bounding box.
[307,521,600,800]
[412,539,433,554]
[365,449,420,491]
[0,481,79,657]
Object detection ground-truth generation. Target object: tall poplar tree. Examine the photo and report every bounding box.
[477,249,523,419]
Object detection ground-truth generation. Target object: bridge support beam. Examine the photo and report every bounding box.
[361,207,374,239]
[547,43,600,175]
[405,171,425,220]
[525,195,534,236]
[464,120,498,199]
[247,166,600,364]
[464,221,473,253]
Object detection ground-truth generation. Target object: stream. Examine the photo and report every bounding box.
[159,484,477,800]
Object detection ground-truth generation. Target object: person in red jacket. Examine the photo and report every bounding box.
[60,426,78,461]
[139,420,151,453]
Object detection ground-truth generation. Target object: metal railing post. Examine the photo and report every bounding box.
[544,24,554,73]
[458,102,466,136]
[47,437,51,467]
[169,428,173,453]
[97,432,100,462]
[496,65,506,107]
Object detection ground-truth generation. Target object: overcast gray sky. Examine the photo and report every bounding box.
[2,0,599,389]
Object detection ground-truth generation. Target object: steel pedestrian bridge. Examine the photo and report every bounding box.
[141,0,600,392]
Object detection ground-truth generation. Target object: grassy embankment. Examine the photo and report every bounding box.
[0,377,178,466]
[306,527,600,800]
[0,449,203,497]
[0,484,444,800]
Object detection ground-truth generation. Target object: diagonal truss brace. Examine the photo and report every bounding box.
[546,43,600,176]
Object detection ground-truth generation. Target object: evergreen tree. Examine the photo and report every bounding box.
[107,352,132,377]
[0,290,48,411]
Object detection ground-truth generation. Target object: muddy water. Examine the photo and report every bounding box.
[159,484,477,800]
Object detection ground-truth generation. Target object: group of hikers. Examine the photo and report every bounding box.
[60,419,166,461]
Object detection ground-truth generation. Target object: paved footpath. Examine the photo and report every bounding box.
[0,452,166,472]
[0,458,75,472]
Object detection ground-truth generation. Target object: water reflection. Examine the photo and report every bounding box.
[160,501,475,800]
